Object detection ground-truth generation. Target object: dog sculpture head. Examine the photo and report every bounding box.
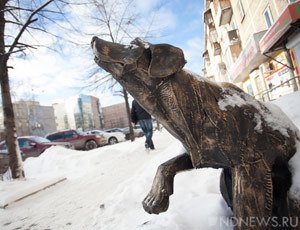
[91,37,186,80]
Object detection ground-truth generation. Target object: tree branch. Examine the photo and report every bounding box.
[7,9,22,24]
[17,42,37,49]
[5,20,23,26]
[5,0,54,60]
[2,6,34,13]
[5,48,26,55]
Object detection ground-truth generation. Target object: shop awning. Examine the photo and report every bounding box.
[259,1,300,54]
[229,31,268,83]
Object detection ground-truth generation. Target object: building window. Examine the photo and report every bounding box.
[264,6,274,28]
[289,0,297,3]
[237,0,245,22]
[230,18,238,30]
[246,83,254,96]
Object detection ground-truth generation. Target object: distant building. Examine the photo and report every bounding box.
[102,102,128,129]
[0,100,57,137]
[52,102,70,131]
[54,95,103,131]
[203,0,300,101]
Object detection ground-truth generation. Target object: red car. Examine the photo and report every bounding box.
[45,129,106,150]
[0,136,72,158]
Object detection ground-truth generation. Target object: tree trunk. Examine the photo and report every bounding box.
[0,1,25,179]
[123,88,135,141]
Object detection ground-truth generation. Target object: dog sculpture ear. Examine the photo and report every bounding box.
[149,44,186,78]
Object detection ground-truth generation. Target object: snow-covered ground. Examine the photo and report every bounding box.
[0,92,300,230]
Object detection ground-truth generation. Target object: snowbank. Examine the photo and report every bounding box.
[272,91,300,202]
[0,91,300,230]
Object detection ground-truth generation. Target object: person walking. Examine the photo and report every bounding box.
[131,99,155,150]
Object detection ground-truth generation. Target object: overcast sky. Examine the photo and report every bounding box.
[8,0,204,107]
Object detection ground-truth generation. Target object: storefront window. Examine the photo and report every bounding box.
[255,75,265,94]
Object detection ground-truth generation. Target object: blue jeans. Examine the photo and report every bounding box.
[138,119,154,149]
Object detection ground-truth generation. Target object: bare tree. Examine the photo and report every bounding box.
[0,0,69,179]
[80,0,164,141]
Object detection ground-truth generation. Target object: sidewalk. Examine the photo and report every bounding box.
[0,176,66,208]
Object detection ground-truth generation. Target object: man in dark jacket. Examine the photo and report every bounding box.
[131,100,155,150]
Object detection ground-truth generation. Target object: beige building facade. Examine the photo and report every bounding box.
[0,101,57,137]
[102,102,128,129]
[203,0,300,101]
[0,96,124,138]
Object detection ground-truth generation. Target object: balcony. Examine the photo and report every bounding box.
[209,26,218,43]
[226,29,242,62]
[228,43,242,62]
[228,29,240,45]
[203,50,210,62]
[204,8,214,26]
[204,8,219,43]
[213,42,221,56]
[216,0,233,26]
[218,62,227,75]
[205,0,214,10]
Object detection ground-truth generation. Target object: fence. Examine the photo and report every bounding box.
[254,76,300,101]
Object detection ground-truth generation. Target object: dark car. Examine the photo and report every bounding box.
[0,136,72,175]
[45,129,106,150]
[0,136,72,158]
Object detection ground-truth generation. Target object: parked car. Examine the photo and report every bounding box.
[0,151,9,175]
[133,124,145,137]
[106,126,144,140]
[45,129,106,150]
[0,136,72,175]
[0,136,72,158]
[105,128,125,133]
[86,130,125,145]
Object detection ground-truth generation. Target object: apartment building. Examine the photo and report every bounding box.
[54,94,103,131]
[52,102,70,131]
[0,101,57,137]
[102,102,128,129]
[0,95,122,138]
[203,0,300,101]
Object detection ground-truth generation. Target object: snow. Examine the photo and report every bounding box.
[272,91,300,130]
[218,90,250,111]
[272,91,300,202]
[0,177,66,208]
[0,92,300,230]
[218,88,299,138]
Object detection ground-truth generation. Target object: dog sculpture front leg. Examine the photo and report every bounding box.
[143,152,193,214]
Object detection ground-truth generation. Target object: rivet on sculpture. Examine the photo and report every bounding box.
[91,37,300,229]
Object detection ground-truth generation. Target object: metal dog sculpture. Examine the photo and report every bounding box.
[91,37,300,229]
